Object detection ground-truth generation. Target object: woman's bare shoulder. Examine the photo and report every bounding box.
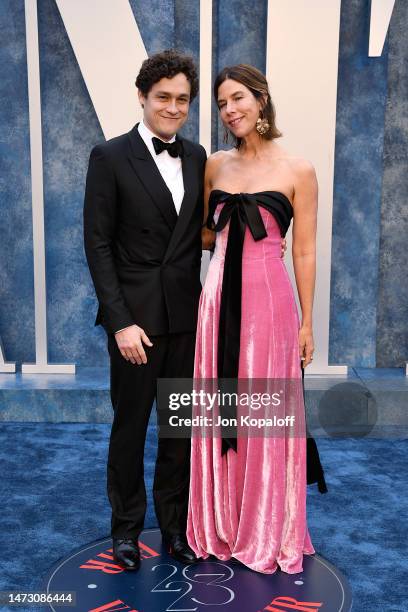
[205,149,235,180]
[289,157,318,209]
[207,149,235,166]
[286,156,317,181]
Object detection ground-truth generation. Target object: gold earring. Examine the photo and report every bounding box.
[256,110,270,135]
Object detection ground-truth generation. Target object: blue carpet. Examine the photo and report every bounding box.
[0,422,407,611]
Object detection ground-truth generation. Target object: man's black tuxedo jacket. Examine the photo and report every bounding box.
[83,124,206,336]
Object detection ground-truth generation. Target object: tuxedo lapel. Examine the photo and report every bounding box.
[127,124,178,229]
[163,137,199,263]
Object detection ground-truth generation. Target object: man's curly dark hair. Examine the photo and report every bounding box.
[135,49,199,100]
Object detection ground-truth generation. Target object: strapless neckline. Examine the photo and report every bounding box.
[209,189,293,209]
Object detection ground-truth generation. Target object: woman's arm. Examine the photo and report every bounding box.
[291,159,318,367]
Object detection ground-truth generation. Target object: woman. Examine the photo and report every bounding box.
[186,64,326,574]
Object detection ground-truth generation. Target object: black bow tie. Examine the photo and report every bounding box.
[152,137,184,158]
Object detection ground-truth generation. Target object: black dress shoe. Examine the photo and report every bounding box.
[112,538,141,571]
[163,534,198,564]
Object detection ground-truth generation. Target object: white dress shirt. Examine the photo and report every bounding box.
[138,120,185,215]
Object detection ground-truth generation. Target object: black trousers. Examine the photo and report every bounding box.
[107,331,196,539]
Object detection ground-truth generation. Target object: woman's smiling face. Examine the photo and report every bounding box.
[217,78,262,140]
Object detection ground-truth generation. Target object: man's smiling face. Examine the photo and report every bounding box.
[138,73,191,141]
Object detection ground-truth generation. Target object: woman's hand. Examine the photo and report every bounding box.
[202,227,216,251]
[299,325,314,368]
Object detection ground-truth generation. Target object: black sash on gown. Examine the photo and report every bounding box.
[207,189,327,493]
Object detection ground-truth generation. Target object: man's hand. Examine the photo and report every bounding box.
[281,238,287,258]
[115,324,153,365]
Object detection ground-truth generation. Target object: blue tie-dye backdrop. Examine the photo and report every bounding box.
[0,0,407,368]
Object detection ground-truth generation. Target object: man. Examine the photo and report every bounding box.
[83,50,206,571]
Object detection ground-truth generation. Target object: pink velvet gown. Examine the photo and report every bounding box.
[186,190,315,574]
